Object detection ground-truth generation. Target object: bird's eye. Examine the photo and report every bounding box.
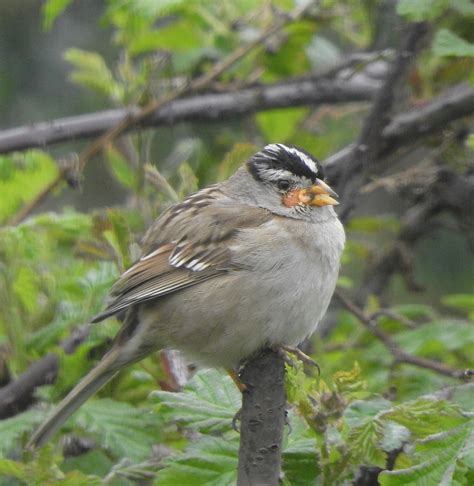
[277,179,290,191]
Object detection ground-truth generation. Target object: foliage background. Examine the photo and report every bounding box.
[0,0,473,485]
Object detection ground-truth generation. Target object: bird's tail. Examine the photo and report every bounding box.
[27,350,121,449]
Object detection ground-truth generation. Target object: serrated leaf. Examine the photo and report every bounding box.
[154,435,238,486]
[383,399,467,439]
[380,422,474,486]
[433,29,474,58]
[151,369,240,433]
[349,417,386,466]
[0,409,43,457]
[72,399,160,461]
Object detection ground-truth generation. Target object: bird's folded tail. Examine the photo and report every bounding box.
[27,350,120,450]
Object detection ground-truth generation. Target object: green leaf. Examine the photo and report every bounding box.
[0,458,26,479]
[64,48,124,101]
[0,409,43,457]
[379,422,474,486]
[105,145,137,190]
[282,412,319,485]
[441,294,474,318]
[256,107,308,142]
[104,209,133,270]
[72,399,160,461]
[129,18,203,55]
[42,0,73,30]
[395,320,474,355]
[383,399,467,439]
[151,369,240,433]
[217,143,258,181]
[396,0,449,21]
[390,304,436,321]
[0,151,59,223]
[433,29,474,58]
[349,216,399,233]
[154,435,238,486]
[12,266,39,313]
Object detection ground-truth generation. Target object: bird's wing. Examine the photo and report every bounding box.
[92,187,271,322]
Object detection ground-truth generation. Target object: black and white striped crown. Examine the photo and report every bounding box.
[248,143,323,183]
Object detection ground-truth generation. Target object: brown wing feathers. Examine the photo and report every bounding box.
[91,191,271,323]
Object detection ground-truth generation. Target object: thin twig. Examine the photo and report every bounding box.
[335,291,472,381]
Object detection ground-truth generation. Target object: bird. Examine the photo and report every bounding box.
[28,143,345,448]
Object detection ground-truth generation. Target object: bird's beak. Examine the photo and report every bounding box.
[297,178,339,206]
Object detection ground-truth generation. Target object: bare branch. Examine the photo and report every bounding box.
[335,21,430,220]
[0,77,377,155]
[355,167,474,305]
[0,326,90,419]
[325,83,474,180]
[335,291,472,381]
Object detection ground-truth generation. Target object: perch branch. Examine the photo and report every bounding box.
[335,291,472,381]
[237,349,286,486]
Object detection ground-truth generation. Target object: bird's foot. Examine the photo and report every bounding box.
[277,345,320,375]
[232,408,242,432]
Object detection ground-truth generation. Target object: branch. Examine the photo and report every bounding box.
[335,291,472,381]
[0,76,378,155]
[0,326,90,419]
[335,21,430,220]
[355,167,474,305]
[237,349,286,486]
[325,83,474,180]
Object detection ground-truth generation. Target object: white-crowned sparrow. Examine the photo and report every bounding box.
[28,143,345,448]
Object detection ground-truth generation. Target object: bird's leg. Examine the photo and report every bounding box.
[226,368,246,432]
[226,368,247,392]
[278,345,320,375]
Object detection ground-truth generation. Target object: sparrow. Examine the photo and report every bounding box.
[28,143,345,448]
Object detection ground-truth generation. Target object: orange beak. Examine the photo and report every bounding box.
[296,178,339,206]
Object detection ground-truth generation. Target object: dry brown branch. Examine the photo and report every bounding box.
[336,21,430,220]
[0,326,90,419]
[335,291,472,381]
